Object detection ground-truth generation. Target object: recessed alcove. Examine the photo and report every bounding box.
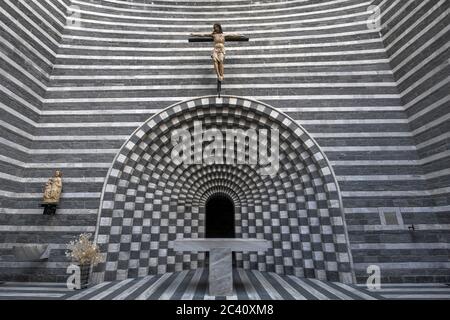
[205,194,236,239]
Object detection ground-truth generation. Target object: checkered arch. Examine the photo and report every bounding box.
[92,96,354,284]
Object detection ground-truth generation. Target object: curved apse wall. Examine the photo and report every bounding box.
[0,0,448,283]
[374,0,449,208]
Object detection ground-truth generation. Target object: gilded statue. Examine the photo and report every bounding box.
[43,170,63,205]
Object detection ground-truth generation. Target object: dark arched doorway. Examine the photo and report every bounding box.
[205,194,235,238]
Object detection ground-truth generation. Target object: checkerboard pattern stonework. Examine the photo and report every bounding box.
[92,97,354,284]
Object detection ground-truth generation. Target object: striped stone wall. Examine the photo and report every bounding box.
[0,0,448,283]
[370,0,450,282]
[0,0,74,281]
[0,0,65,198]
[374,0,449,206]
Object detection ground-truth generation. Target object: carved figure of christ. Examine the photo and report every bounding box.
[190,24,249,96]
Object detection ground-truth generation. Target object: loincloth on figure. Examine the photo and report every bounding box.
[212,43,226,63]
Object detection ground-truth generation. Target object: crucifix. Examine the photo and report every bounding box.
[190,24,249,98]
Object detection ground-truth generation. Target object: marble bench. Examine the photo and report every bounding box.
[173,239,271,296]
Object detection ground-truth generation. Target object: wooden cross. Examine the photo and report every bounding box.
[188,35,250,43]
[189,24,249,97]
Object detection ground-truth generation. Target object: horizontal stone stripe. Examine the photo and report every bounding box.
[0,205,440,217]
[0,225,95,232]
[391,22,449,74]
[50,70,394,81]
[384,0,445,52]
[416,150,450,166]
[332,160,418,166]
[338,175,423,182]
[0,157,111,169]
[0,69,46,101]
[0,172,426,187]
[0,172,105,183]
[69,1,372,23]
[0,262,70,268]
[0,51,48,89]
[54,49,387,60]
[381,0,436,44]
[377,0,404,27]
[345,205,450,214]
[422,168,450,181]
[23,0,66,31]
[353,262,450,270]
[0,292,65,298]
[40,106,404,115]
[0,8,57,61]
[73,0,345,11]
[70,11,372,30]
[2,0,61,46]
[0,41,50,84]
[2,189,447,200]
[0,190,102,199]
[47,82,399,92]
[2,132,411,142]
[396,45,448,86]
[26,135,130,141]
[408,95,450,123]
[0,142,418,156]
[62,29,382,44]
[350,243,450,250]
[348,224,450,232]
[82,0,351,10]
[0,126,412,145]
[411,106,450,136]
[403,78,450,110]
[42,95,401,104]
[59,39,383,53]
[0,120,35,141]
[0,140,118,155]
[381,294,450,299]
[399,64,449,98]
[65,19,371,37]
[0,208,97,215]
[52,59,392,69]
[0,85,42,115]
[0,156,423,169]
[48,93,396,104]
[343,188,450,197]
[71,0,371,18]
[389,17,448,71]
[0,287,69,293]
[376,288,450,293]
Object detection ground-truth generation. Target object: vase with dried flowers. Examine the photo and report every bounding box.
[65,233,102,289]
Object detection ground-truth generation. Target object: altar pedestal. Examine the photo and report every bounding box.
[173,239,271,296]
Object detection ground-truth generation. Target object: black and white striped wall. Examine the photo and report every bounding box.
[0,0,448,284]
[0,0,74,282]
[0,0,66,200]
[374,0,449,208]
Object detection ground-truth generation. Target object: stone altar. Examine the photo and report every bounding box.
[173,239,271,296]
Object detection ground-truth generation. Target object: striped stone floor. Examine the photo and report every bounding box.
[0,282,71,300]
[1,270,449,300]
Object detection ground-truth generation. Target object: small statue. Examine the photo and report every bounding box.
[42,171,63,215]
[190,24,248,97]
